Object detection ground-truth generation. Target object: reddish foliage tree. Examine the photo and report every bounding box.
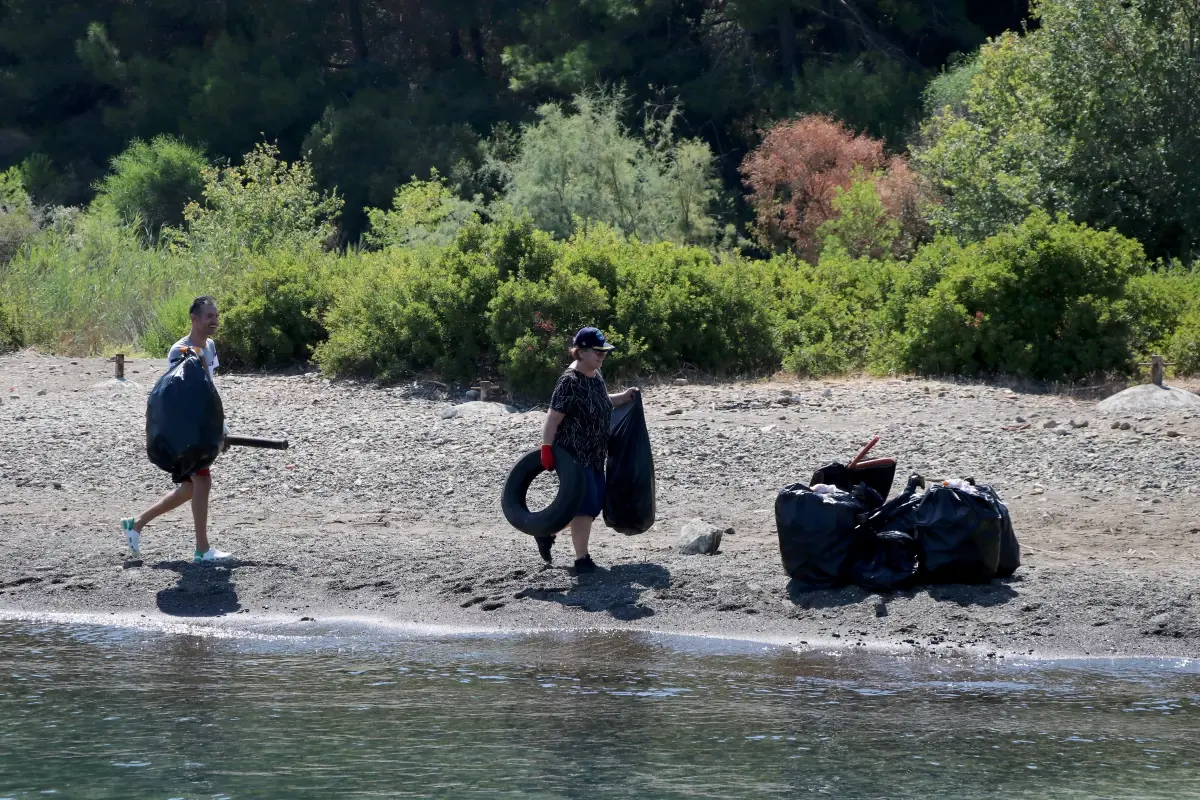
[741,115,925,260]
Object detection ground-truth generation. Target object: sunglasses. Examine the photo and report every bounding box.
[586,348,610,357]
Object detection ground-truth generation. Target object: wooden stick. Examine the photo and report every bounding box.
[225,435,289,450]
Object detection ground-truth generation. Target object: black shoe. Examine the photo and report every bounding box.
[535,535,555,563]
[574,555,597,574]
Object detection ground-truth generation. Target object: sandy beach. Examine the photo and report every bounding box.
[2,350,1198,659]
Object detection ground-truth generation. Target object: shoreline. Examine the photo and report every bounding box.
[5,607,1199,667]
[3,350,1200,663]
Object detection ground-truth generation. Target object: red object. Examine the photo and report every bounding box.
[848,436,880,469]
[540,445,555,471]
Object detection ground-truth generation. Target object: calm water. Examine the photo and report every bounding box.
[0,618,1197,799]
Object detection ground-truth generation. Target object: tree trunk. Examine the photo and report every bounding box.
[347,0,369,64]
[778,4,797,88]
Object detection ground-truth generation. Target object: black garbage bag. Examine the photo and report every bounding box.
[776,483,867,587]
[977,484,1020,577]
[846,474,924,592]
[146,350,225,481]
[915,483,1003,583]
[603,393,656,534]
[848,530,920,592]
[811,461,896,502]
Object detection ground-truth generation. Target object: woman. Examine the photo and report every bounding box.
[538,326,639,573]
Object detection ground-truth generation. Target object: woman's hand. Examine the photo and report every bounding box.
[540,444,555,471]
[619,387,641,405]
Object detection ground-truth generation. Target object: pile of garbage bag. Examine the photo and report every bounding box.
[775,441,1020,592]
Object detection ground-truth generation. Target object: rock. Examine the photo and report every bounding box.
[441,406,458,420]
[36,389,46,397]
[1069,419,1088,429]
[1015,416,1027,424]
[779,389,793,397]
[1167,430,1182,438]
[1097,384,1200,414]
[822,388,833,398]
[464,390,481,401]
[1043,420,1058,429]
[666,409,684,416]
[1111,421,1121,429]
[760,424,776,433]
[448,401,520,418]
[1032,484,1046,495]
[678,519,725,555]
[1120,422,1132,430]
[673,378,689,387]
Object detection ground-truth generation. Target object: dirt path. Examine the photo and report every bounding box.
[2,350,1198,658]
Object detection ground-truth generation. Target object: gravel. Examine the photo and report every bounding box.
[2,351,1199,659]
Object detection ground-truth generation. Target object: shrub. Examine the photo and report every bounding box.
[140,289,195,358]
[611,241,778,376]
[3,205,180,354]
[488,265,610,397]
[363,170,482,249]
[771,249,899,377]
[893,212,1149,379]
[740,115,925,260]
[1,166,42,264]
[93,136,207,241]
[1168,308,1200,375]
[170,142,343,259]
[315,246,499,382]
[219,248,341,368]
[0,296,23,352]
[496,89,719,244]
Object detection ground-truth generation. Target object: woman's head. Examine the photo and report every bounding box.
[570,326,615,373]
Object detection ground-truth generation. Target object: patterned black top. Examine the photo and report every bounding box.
[550,368,613,470]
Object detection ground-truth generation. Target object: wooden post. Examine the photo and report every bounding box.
[114,353,125,381]
[479,380,493,401]
[1151,355,1164,388]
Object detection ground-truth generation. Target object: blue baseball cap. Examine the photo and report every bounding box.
[573,326,615,351]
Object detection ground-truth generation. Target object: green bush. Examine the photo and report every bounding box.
[3,205,182,354]
[0,296,23,352]
[1168,308,1200,375]
[611,241,778,376]
[219,248,340,368]
[772,248,897,377]
[488,264,610,397]
[140,289,196,358]
[94,136,207,241]
[315,244,499,381]
[893,212,1149,379]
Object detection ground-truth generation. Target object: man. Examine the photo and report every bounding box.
[121,296,233,562]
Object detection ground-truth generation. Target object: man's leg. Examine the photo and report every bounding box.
[133,481,194,533]
[190,471,212,554]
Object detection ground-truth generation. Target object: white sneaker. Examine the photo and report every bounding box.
[194,547,233,562]
[121,518,140,558]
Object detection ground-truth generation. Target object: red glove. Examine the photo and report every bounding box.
[540,444,555,471]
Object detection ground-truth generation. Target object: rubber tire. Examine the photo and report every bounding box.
[502,445,587,537]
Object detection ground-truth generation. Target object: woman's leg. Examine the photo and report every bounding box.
[568,515,593,560]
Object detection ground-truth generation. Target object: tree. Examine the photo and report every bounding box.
[740,115,925,260]
[915,0,1200,260]
[93,135,207,241]
[495,89,719,244]
[169,142,342,259]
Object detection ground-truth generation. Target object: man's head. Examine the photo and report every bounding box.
[189,296,219,338]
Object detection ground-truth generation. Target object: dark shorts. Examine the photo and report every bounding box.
[578,466,605,519]
[172,467,211,485]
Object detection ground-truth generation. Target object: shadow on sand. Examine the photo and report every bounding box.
[517,562,671,621]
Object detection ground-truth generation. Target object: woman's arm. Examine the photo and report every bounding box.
[609,387,640,407]
[542,409,566,444]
